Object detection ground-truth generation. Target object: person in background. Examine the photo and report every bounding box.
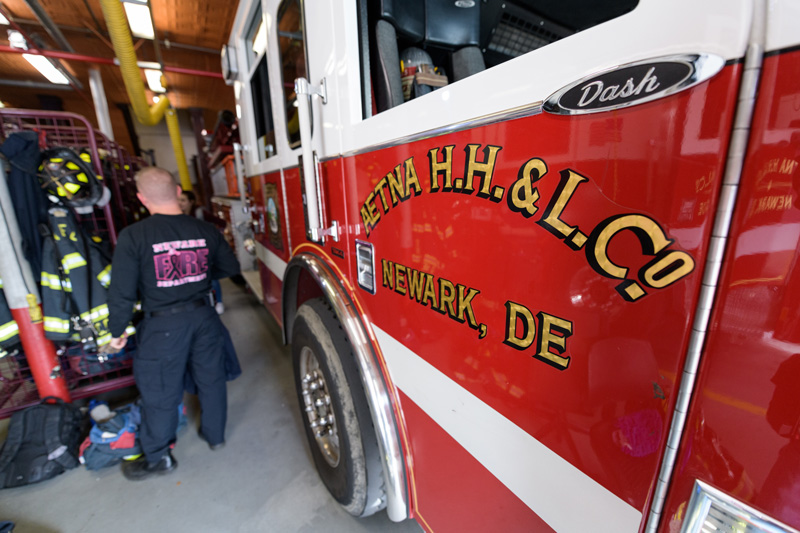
[178,189,201,219]
[108,167,240,481]
[179,190,226,314]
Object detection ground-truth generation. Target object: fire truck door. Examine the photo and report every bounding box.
[340,1,756,531]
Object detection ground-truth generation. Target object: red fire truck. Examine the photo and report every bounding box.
[223,0,800,530]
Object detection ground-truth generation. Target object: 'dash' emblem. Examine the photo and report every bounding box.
[544,54,724,115]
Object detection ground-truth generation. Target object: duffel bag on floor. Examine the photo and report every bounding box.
[79,405,142,470]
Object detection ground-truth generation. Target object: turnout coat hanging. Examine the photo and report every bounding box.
[39,207,126,348]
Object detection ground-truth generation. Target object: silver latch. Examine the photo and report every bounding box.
[295,77,327,104]
[310,220,340,242]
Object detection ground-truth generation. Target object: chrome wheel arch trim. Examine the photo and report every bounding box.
[282,251,408,522]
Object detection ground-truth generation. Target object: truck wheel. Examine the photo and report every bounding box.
[291,298,386,517]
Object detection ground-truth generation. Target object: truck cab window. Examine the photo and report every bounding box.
[250,56,276,161]
[363,0,638,116]
[245,7,276,162]
[278,0,308,148]
[245,9,267,69]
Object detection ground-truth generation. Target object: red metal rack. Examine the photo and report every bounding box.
[0,109,145,417]
[0,340,136,419]
[0,109,147,241]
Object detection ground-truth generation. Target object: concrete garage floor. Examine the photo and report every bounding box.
[0,280,422,533]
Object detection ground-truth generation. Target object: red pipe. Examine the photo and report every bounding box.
[159,64,223,79]
[10,307,71,402]
[0,45,223,79]
[0,16,94,106]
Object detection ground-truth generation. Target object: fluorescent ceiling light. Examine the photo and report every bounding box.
[23,54,69,84]
[7,29,26,49]
[0,12,9,25]
[123,2,154,40]
[9,29,68,85]
[144,68,165,92]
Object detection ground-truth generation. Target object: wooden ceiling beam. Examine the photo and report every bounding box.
[9,17,221,55]
[21,0,75,52]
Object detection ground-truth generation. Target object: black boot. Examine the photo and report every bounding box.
[199,430,225,451]
[122,452,178,481]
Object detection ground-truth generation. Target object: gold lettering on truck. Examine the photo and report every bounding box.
[504,300,573,370]
[362,145,698,307]
[381,259,485,337]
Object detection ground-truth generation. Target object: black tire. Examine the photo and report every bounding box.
[291,298,386,517]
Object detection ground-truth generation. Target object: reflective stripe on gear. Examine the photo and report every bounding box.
[80,304,109,322]
[44,317,71,333]
[0,321,19,342]
[96,325,135,347]
[62,252,87,273]
[41,271,72,292]
[97,264,112,287]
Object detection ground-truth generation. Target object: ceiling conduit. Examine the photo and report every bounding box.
[0,45,223,78]
[98,0,192,191]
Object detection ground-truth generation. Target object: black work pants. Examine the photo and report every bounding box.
[134,304,227,464]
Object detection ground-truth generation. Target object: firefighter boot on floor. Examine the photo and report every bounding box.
[122,452,178,480]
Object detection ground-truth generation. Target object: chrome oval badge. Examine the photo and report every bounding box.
[544,54,725,115]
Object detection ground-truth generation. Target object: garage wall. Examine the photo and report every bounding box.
[133,108,199,186]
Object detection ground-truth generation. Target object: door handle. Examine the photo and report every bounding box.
[295,77,338,242]
[232,141,251,215]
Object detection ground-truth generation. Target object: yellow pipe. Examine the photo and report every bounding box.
[165,109,192,191]
[98,0,192,191]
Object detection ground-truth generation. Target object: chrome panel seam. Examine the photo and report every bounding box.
[285,252,408,521]
[280,168,293,261]
[337,101,543,160]
[643,2,765,531]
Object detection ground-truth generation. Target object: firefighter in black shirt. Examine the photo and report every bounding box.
[108,167,240,481]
